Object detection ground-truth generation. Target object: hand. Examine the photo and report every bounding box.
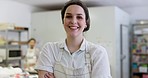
[44,72,55,78]
[38,70,54,78]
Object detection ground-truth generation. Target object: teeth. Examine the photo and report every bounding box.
[69,26,78,30]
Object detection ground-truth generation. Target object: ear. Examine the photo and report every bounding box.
[85,23,87,28]
[85,26,87,28]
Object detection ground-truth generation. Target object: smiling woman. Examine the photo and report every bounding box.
[35,0,112,78]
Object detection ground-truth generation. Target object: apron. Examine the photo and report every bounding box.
[26,49,36,64]
[54,48,91,78]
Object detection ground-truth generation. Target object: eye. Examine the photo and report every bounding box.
[77,16,83,19]
[65,15,72,18]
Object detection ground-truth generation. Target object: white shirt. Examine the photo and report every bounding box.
[35,39,112,78]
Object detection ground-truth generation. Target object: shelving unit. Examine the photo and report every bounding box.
[0,26,29,67]
[131,24,148,78]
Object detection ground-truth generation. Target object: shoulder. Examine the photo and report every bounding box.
[87,41,106,52]
[42,41,62,49]
[87,41,107,57]
[41,41,63,54]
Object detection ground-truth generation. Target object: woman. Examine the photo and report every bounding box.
[25,38,40,71]
[35,0,112,78]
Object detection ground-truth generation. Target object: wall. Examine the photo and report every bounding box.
[0,0,45,27]
[31,10,66,47]
[123,6,148,23]
[115,7,130,78]
[86,7,116,77]
[86,7,130,78]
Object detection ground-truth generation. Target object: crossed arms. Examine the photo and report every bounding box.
[38,70,55,78]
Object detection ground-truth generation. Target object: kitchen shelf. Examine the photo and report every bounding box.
[0,27,29,67]
[131,24,148,78]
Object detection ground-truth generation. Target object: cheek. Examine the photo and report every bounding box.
[80,21,87,27]
[63,21,68,29]
[63,19,69,26]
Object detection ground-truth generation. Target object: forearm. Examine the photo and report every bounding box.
[38,70,55,78]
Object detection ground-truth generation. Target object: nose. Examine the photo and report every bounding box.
[71,17,77,24]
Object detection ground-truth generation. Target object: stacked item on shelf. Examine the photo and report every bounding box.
[0,23,28,31]
[14,26,28,31]
[0,49,6,63]
[0,23,14,30]
[132,35,148,54]
[0,35,6,45]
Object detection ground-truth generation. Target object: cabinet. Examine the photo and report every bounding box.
[131,24,148,78]
[0,25,29,67]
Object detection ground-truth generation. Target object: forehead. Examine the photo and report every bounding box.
[29,40,35,42]
[65,5,85,15]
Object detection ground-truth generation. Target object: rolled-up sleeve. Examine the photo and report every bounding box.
[35,42,55,73]
[91,45,112,78]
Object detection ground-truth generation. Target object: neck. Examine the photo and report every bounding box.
[66,36,84,53]
[30,46,34,49]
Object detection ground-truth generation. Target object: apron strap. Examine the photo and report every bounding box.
[85,52,92,73]
[85,42,92,73]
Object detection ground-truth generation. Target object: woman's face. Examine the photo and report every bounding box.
[29,40,36,48]
[63,5,86,38]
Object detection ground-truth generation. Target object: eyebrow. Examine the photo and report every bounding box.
[66,13,84,16]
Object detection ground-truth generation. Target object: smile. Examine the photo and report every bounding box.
[69,26,79,30]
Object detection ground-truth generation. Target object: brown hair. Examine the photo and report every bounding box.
[28,38,36,43]
[61,0,90,32]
